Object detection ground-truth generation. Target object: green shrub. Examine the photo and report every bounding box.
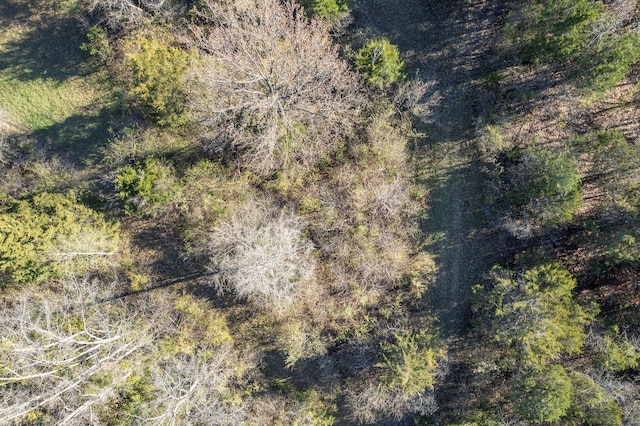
[297,0,348,21]
[100,372,156,425]
[592,130,640,215]
[569,372,623,426]
[605,231,640,270]
[505,0,639,92]
[577,33,640,93]
[593,333,639,372]
[295,389,336,426]
[512,365,574,424]
[378,330,446,395]
[507,0,603,64]
[475,263,594,366]
[507,148,581,227]
[124,33,189,127]
[114,158,177,214]
[356,39,406,89]
[81,25,113,63]
[161,295,233,356]
[0,192,119,285]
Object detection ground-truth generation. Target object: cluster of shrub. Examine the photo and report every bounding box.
[458,0,640,423]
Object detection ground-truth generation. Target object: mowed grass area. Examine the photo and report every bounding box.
[0,0,112,143]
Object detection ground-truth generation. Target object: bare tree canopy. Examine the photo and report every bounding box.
[187,0,362,175]
[205,200,316,311]
[0,277,152,424]
[80,0,187,29]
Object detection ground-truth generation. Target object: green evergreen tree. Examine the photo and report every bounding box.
[356,39,406,89]
[512,365,574,424]
[0,193,118,285]
[475,263,594,366]
[378,330,446,395]
[125,33,189,127]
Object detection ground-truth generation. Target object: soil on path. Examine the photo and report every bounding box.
[351,0,509,419]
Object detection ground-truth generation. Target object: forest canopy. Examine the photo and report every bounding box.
[0,0,639,423]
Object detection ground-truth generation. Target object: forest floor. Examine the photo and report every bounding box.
[350,0,510,420]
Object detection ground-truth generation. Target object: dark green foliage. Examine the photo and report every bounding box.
[356,39,406,89]
[81,25,113,63]
[506,148,581,227]
[0,193,118,285]
[114,158,176,214]
[297,0,348,21]
[504,0,640,92]
[576,33,640,92]
[378,330,446,394]
[592,130,640,215]
[512,365,574,424]
[474,263,594,366]
[125,34,189,127]
[592,333,639,372]
[569,372,623,426]
[582,130,640,271]
[605,231,640,270]
[504,0,602,63]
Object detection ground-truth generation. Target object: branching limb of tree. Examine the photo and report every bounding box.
[186,0,362,175]
[0,276,153,424]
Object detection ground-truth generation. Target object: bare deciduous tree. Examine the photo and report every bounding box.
[80,0,186,29]
[134,351,247,425]
[346,383,437,423]
[205,201,316,312]
[0,276,152,424]
[186,0,362,175]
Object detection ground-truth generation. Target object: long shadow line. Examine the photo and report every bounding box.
[91,270,220,305]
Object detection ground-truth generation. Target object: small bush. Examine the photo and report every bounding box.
[569,372,623,426]
[162,295,233,356]
[81,25,113,63]
[297,0,348,21]
[356,39,406,89]
[592,333,639,372]
[591,130,640,215]
[512,365,574,424]
[577,33,640,93]
[276,318,326,367]
[605,231,640,271]
[124,33,189,127]
[506,148,581,228]
[378,330,446,395]
[114,158,177,214]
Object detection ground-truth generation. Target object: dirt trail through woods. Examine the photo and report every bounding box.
[351,0,507,416]
[353,0,506,333]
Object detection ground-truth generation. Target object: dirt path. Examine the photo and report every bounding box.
[353,0,505,333]
[351,0,507,419]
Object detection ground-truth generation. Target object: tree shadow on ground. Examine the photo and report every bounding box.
[0,0,88,83]
[419,160,509,333]
[0,0,34,23]
[34,104,124,166]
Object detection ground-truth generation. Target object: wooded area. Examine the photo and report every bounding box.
[0,0,639,424]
